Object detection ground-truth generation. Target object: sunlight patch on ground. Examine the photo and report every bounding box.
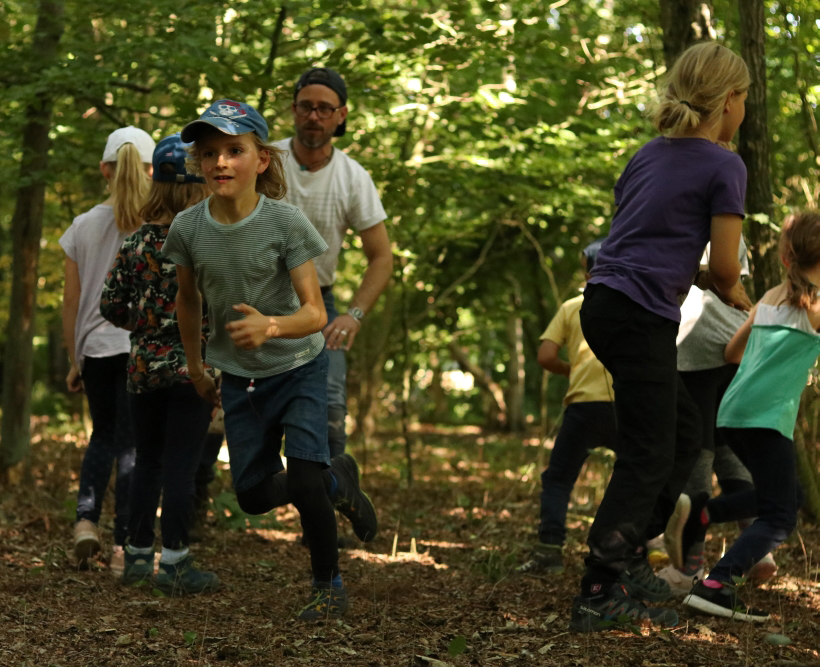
[344,548,449,570]
[252,529,301,543]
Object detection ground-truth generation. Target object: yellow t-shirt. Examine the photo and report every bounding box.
[542,294,614,405]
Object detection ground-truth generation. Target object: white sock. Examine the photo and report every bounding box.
[160,547,189,565]
[126,545,153,555]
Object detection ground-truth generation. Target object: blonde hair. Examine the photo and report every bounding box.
[106,142,151,233]
[140,178,210,226]
[186,131,287,200]
[649,42,750,136]
[779,211,820,309]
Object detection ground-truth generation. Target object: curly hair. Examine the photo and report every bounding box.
[779,211,820,309]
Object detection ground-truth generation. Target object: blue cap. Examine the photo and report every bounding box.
[152,134,205,184]
[180,99,269,143]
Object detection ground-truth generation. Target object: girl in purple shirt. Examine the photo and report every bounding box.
[570,42,752,632]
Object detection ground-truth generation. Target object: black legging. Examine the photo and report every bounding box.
[236,458,339,583]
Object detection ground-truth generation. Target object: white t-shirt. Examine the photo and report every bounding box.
[59,204,131,367]
[273,138,386,287]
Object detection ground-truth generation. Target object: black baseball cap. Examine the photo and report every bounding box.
[294,67,347,137]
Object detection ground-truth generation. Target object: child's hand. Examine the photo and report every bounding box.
[66,364,83,393]
[191,372,220,407]
[716,280,752,311]
[226,304,279,349]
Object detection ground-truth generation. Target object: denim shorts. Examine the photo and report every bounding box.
[221,351,330,493]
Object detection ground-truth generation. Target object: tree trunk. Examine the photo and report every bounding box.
[447,342,507,429]
[737,0,780,299]
[0,0,65,478]
[505,275,525,433]
[659,0,715,68]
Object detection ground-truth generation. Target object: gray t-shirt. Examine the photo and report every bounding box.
[163,195,328,378]
[677,240,750,371]
[59,204,131,367]
[273,138,386,287]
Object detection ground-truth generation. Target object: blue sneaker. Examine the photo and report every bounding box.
[121,548,153,587]
[298,584,349,621]
[155,555,220,596]
[569,584,679,633]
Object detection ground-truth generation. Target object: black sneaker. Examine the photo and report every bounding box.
[665,493,708,570]
[684,580,770,622]
[516,543,565,576]
[329,454,378,542]
[155,555,220,596]
[121,548,154,587]
[618,556,672,602]
[298,585,349,621]
[569,584,679,633]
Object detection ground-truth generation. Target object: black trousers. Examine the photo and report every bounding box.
[579,284,701,583]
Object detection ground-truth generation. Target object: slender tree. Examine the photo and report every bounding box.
[0,0,65,479]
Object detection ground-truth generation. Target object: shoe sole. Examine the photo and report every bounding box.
[656,566,702,596]
[664,495,691,571]
[334,455,378,542]
[74,537,101,563]
[747,559,777,584]
[683,593,770,622]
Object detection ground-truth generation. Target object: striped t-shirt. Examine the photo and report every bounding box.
[163,194,328,378]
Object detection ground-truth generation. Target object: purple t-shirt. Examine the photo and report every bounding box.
[589,137,747,322]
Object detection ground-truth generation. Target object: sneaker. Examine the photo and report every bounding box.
[665,493,708,570]
[329,454,378,542]
[657,564,704,596]
[569,584,679,633]
[298,585,349,621]
[684,579,770,622]
[73,519,100,565]
[748,552,777,583]
[516,543,564,576]
[109,545,125,577]
[618,557,672,602]
[121,548,154,587]
[155,555,220,596]
[647,535,669,567]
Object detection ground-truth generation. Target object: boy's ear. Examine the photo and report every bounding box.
[257,148,271,174]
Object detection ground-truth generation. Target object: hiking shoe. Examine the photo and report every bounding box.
[298,585,349,621]
[73,519,100,565]
[665,493,708,570]
[329,454,378,542]
[121,548,154,587]
[110,545,125,577]
[684,579,770,622]
[657,564,704,596]
[569,584,678,633]
[618,557,673,602]
[155,555,220,596]
[516,543,564,575]
[748,552,777,584]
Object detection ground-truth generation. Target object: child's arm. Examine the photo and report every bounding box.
[62,257,83,393]
[707,214,751,311]
[537,340,570,377]
[226,259,327,349]
[724,302,758,364]
[176,264,219,406]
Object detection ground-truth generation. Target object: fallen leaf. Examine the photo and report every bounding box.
[115,634,132,646]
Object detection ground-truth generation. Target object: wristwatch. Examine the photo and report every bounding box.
[347,307,364,322]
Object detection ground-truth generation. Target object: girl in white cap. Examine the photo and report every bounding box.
[60,126,155,573]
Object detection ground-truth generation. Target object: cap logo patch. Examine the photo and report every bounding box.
[210,101,248,120]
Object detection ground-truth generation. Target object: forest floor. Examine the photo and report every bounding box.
[1,418,820,667]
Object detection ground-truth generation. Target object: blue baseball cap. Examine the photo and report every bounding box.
[152,134,205,184]
[181,99,269,143]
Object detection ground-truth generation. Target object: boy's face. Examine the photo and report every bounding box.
[197,131,269,201]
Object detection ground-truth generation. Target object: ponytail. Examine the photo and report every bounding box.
[648,42,750,137]
[779,212,820,309]
[108,143,150,233]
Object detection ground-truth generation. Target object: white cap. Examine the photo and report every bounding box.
[101,126,156,163]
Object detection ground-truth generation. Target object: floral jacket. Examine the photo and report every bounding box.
[101,223,208,394]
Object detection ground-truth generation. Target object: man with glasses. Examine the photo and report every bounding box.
[273,67,393,460]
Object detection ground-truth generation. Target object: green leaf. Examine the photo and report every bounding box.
[448,635,467,657]
[183,631,198,647]
[148,627,159,638]
[151,588,167,598]
[764,633,792,646]
[256,560,277,568]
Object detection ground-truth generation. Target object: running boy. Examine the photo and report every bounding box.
[163,99,374,619]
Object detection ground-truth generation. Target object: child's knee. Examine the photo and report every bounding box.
[286,462,325,504]
[236,482,274,515]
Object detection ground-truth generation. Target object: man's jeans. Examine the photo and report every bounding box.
[323,289,348,457]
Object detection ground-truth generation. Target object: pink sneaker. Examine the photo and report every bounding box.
[110,545,125,577]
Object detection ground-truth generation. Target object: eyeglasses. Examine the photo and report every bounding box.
[294,101,342,119]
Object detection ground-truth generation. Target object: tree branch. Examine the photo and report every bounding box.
[257,5,287,115]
